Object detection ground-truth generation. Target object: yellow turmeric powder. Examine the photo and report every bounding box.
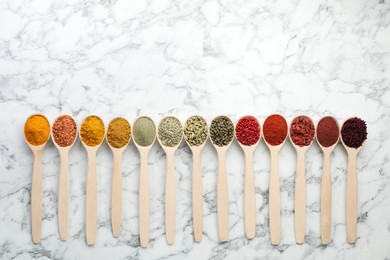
[24,115,50,146]
[80,116,105,146]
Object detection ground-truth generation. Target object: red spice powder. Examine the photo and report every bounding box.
[290,116,315,147]
[52,115,77,147]
[235,116,260,146]
[316,117,339,147]
[263,114,288,146]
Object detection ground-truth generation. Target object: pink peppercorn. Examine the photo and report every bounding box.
[235,116,261,146]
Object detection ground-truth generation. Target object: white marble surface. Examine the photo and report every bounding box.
[0,0,390,259]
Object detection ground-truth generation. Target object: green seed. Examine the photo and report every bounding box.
[158,117,183,147]
[184,116,208,146]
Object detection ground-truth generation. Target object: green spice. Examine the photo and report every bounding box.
[210,116,234,147]
[158,117,183,147]
[133,117,156,147]
[184,116,208,146]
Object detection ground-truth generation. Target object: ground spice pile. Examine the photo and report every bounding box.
[107,117,131,148]
[210,116,234,147]
[184,116,208,146]
[24,115,50,146]
[235,116,260,146]
[80,116,105,146]
[158,117,183,147]
[317,117,339,147]
[52,115,77,147]
[133,117,156,147]
[290,116,315,147]
[263,114,287,146]
[341,117,367,148]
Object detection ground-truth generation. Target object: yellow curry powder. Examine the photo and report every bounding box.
[80,116,105,146]
[24,115,50,146]
[107,117,131,148]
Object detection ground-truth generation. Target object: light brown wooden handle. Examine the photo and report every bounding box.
[269,149,280,245]
[139,151,150,247]
[86,150,97,246]
[165,151,176,245]
[346,150,358,243]
[321,151,331,244]
[217,150,229,242]
[244,150,256,239]
[192,151,203,242]
[111,151,122,238]
[294,150,306,244]
[58,150,69,241]
[31,150,42,244]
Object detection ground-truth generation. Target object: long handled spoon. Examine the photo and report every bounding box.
[80,115,105,245]
[262,114,288,245]
[133,116,156,248]
[210,115,234,242]
[157,116,183,245]
[24,114,50,244]
[106,117,131,238]
[52,115,77,241]
[316,116,339,244]
[289,115,315,244]
[183,115,208,242]
[235,116,261,239]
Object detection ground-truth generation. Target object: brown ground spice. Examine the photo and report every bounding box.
[107,117,131,148]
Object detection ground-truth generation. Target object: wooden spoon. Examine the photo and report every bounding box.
[80,115,105,246]
[316,116,339,245]
[210,116,234,242]
[24,114,50,244]
[133,116,156,248]
[289,115,315,244]
[52,115,77,241]
[263,114,288,245]
[183,115,208,242]
[157,116,183,245]
[106,117,131,238]
[235,116,261,239]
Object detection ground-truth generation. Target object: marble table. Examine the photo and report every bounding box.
[0,0,389,259]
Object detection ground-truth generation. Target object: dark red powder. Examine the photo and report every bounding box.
[263,114,288,146]
[317,117,339,147]
[235,116,260,146]
[290,116,315,147]
[341,117,367,148]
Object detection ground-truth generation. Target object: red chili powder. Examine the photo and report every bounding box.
[290,116,315,147]
[235,116,260,146]
[316,117,339,147]
[52,115,77,147]
[263,114,288,146]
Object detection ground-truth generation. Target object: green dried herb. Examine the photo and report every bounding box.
[133,117,156,147]
[184,116,208,146]
[158,117,183,147]
[210,116,234,147]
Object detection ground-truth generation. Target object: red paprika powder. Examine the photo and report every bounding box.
[263,114,288,146]
[316,117,339,147]
[235,116,260,146]
[290,116,315,147]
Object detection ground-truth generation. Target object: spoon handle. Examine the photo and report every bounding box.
[217,150,229,242]
[269,149,280,245]
[111,151,122,238]
[165,151,176,245]
[86,150,97,245]
[31,149,42,244]
[244,150,255,239]
[294,150,306,244]
[321,151,331,244]
[139,150,150,247]
[58,149,69,241]
[346,149,358,243]
[192,151,203,242]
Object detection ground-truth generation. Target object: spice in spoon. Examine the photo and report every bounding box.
[107,117,131,148]
[158,117,183,147]
[184,116,208,146]
[317,117,339,147]
[80,116,105,146]
[263,114,288,146]
[24,115,50,146]
[235,116,260,146]
[133,117,156,147]
[210,116,234,147]
[341,117,367,148]
[290,116,315,147]
[52,115,77,147]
